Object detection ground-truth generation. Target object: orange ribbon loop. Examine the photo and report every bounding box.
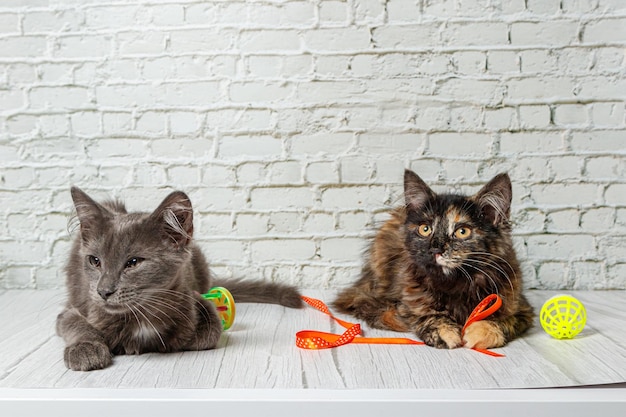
[296,294,504,357]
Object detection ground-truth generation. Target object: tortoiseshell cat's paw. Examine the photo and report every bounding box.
[463,321,506,349]
[420,324,463,349]
[64,341,112,371]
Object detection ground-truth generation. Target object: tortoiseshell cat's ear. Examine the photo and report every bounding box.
[70,187,112,242]
[404,169,436,209]
[150,191,194,249]
[473,173,512,226]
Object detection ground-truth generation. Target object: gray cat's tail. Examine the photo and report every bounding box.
[213,279,303,309]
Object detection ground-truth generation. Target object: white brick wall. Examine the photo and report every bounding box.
[0,0,624,290]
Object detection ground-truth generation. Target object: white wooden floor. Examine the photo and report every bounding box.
[1,289,625,416]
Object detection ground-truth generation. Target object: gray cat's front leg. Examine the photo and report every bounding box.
[185,296,222,351]
[56,308,112,371]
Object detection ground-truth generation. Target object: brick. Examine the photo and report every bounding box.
[511,21,579,46]
[598,235,626,260]
[442,22,509,47]
[30,86,92,110]
[428,133,493,156]
[250,239,316,262]
[487,51,520,74]
[338,211,372,233]
[591,102,625,127]
[69,111,100,136]
[607,263,626,289]
[386,0,420,22]
[531,183,599,206]
[268,161,302,184]
[23,10,83,33]
[169,112,200,135]
[353,0,385,24]
[435,78,502,104]
[585,156,624,179]
[304,28,370,51]
[537,262,568,288]
[319,1,349,25]
[549,155,584,180]
[518,105,551,129]
[570,131,625,152]
[546,209,581,232]
[583,18,626,43]
[290,133,353,156]
[229,81,293,103]
[553,104,589,126]
[484,107,518,131]
[236,162,268,184]
[499,133,564,153]
[86,138,149,159]
[580,207,615,232]
[219,136,282,159]
[102,112,133,135]
[118,31,167,55]
[519,49,559,73]
[302,212,335,234]
[201,241,247,262]
[249,187,314,210]
[54,35,112,58]
[0,36,47,57]
[320,238,364,262]
[306,161,339,184]
[189,188,247,211]
[169,29,236,52]
[527,234,595,259]
[605,184,626,205]
[320,186,388,209]
[268,212,302,233]
[239,30,300,52]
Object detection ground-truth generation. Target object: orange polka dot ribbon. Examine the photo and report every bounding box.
[296,294,504,357]
[296,296,424,349]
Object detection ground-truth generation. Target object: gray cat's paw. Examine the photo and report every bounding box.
[64,341,112,371]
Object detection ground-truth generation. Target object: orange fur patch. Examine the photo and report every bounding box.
[381,310,409,332]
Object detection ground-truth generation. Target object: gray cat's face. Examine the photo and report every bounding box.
[71,188,194,312]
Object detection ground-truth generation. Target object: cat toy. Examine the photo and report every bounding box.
[296,294,504,357]
[202,287,236,330]
[539,294,586,339]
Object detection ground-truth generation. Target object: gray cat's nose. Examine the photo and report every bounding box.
[98,287,116,300]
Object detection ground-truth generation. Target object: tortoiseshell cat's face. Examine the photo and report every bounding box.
[403,171,513,284]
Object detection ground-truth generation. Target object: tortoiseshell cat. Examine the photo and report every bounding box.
[57,187,302,371]
[334,170,533,350]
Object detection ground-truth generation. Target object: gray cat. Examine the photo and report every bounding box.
[57,187,302,371]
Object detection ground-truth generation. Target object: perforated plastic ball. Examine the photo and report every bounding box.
[539,295,587,339]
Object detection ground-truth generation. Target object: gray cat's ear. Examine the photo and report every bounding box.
[151,191,194,249]
[473,173,512,225]
[404,169,435,209]
[71,187,110,241]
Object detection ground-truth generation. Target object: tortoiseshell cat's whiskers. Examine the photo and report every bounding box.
[334,169,534,351]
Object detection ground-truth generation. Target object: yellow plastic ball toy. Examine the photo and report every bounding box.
[540,294,587,339]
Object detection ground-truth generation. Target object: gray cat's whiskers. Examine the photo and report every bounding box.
[146,289,212,318]
[128,302,167,349]
[139,295,194,328]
